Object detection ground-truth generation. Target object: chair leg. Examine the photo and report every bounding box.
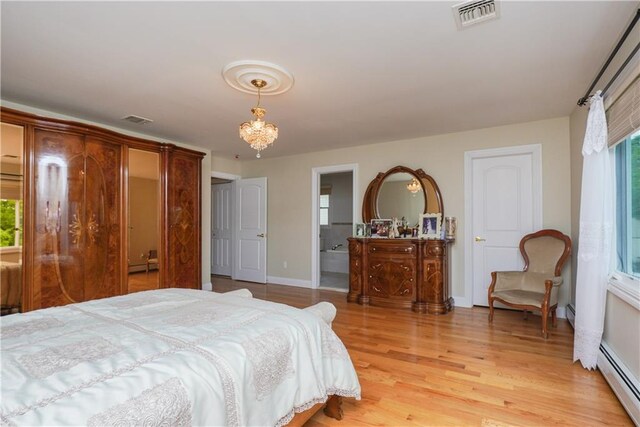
[551,307,557,327]
[146,262,149,276]
[488,297,494,323]
[541,306,549,339]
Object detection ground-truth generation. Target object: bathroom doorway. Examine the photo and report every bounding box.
[311,166,357,291]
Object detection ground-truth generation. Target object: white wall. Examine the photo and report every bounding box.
[241,117,572,306]
[1,100,212,287]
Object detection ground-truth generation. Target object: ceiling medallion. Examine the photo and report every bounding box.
[224,61,293,158]
[239,79,278,158]
[222,60,294,95]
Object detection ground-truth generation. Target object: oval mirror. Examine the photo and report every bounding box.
[362,166,443,224]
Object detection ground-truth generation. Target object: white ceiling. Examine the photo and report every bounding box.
[1,1,637,160]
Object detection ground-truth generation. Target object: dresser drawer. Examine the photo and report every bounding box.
[368,242,416,256]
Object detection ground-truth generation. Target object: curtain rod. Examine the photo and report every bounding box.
[577,8,640,106]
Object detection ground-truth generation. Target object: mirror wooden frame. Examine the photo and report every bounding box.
[362,165,444,223]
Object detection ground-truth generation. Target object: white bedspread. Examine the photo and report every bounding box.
[0,288,361,426]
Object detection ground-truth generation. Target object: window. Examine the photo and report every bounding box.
[320,194,330,226]
[0,199,22,248]
[614,129,640,279]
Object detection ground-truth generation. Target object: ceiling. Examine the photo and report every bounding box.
[1,2,637,160]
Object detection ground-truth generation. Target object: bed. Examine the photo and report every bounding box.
[0,288,361,426]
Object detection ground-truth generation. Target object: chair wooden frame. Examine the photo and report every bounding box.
[145,249,159,275]
[488,229,572,338]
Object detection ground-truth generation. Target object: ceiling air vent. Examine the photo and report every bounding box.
[453,0,500,30]
[121,115,153,125]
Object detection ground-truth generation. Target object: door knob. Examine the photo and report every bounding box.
[257,233,265,237]
[475,236,486,242]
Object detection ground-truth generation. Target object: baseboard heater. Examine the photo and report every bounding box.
[566,303,575,329]
[567,304,638,423]
[598,341,640,425]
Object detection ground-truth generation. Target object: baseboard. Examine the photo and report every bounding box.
[201,282,212,291]
[556,306,566,319]
[452,295,472,308]
[566,304,575,329]
[267,276,313,289]
[598,341,640,425]
[128,265,157,274]
[318,286,349,294]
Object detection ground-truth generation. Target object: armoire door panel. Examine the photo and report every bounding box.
[84,138,122,300]
[34,129,85,308]
[167,153,201,289]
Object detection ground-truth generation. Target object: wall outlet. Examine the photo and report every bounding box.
[283,261,288,269]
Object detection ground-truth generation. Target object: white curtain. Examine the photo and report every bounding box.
[573,91,615,370]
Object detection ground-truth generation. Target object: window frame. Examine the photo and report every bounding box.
[610,131,639,308]
[319,194,330,227]
[0,198,22,252]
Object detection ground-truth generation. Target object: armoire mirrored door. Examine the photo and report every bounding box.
[0,122,24,315]
[127,148,161,293]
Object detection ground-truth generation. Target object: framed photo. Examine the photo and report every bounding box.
[354,223,366,237]
[419,213,441,239]
[370,219,392,238]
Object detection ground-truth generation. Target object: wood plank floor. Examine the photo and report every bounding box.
[212,277,632,426]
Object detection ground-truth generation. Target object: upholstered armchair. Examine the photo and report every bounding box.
[488,229,572,338]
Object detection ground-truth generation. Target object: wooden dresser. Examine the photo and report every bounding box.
[347,238,453,314]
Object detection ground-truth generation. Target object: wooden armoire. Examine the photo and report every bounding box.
[1,107,204,312]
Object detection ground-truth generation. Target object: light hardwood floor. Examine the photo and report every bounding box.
[127,271,159,293]
[212,276,632,426]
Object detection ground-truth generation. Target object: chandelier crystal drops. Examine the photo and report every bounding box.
[239,79,278,158]
[406,178,421,193]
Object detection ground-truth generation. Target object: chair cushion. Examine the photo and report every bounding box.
[491,289,546,308]
[494,271,562,292]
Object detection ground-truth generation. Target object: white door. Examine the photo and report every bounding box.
[470,149,541,306]
[234,178,267,283]
[212,183,233,276]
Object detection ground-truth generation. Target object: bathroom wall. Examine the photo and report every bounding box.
[320,172,353,251]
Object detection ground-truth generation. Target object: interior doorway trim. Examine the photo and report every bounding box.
[311,163,359,289]
[211,171,241,180]
[463,144,542,308]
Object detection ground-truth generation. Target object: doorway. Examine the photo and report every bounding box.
[464,144,542,307]
[211,178,233,277]
[210,171,240,279]
[311,164,359,290]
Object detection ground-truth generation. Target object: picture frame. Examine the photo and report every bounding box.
[370,219,392,238]
[354,223,366,237]
[419,213,442,239]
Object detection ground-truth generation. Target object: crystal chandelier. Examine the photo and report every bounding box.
[406,178,421,193]
[239,79,278,158]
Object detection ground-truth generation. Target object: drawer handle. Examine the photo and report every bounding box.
[372,247,377,251]
[373,286,381,292]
